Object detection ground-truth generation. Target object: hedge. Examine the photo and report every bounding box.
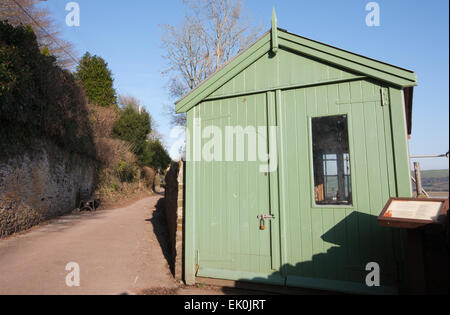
[0,21,95,158]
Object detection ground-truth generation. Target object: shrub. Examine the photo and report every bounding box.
[0,22,95,157]
[147,139,171,173]
[142,166,156,188]
[115,161,136,183]
[88,103,120,138]
[112,106,152,166]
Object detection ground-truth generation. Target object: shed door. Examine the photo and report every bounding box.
[194,93,283,285]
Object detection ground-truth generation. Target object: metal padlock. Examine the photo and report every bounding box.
[257,214,275,230]
[260,218,266,230]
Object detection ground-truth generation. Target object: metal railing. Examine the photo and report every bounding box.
[410,152,449,159]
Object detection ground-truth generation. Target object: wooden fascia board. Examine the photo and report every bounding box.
[175,34,271,113]
[176,30,418,113]
[278,31,418,88]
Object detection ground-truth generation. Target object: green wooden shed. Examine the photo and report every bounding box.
[176,11,418,294]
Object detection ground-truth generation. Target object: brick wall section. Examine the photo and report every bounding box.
[0,140,96,237]
[164,160,185,281]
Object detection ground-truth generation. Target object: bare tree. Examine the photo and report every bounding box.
[0,0,77,68]
[188,0,261,72]
[161,0,262,126]
[148,115,165,144]
[118,94,142,112]
[162,16,211,97]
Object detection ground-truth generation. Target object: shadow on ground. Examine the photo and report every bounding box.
[147,197,175,276]
[138,285,272,295]
[0,210,108,242]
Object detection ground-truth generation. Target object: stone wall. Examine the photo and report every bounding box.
[0,140,96,237]
[164,160,184,281]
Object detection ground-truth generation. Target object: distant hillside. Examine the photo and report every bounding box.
[421,169,449,179]
[413,169,449,192]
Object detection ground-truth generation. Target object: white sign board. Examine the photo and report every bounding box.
[386,200,443,221]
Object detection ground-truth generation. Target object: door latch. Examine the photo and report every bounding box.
[257,214,275,230]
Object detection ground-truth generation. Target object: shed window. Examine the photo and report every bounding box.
[312,115,352,206]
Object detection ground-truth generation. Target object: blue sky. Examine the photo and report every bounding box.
[45,0,448,170]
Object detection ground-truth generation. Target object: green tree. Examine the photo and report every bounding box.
[112,106,152,166]
[75,52,117,108]
[148,139,171,173]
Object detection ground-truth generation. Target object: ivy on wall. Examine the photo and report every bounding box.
[0,21,95,158]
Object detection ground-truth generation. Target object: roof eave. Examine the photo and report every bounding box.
[277,29,418,87]
[175,27,418,114]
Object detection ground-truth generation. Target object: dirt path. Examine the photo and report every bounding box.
[0,196,227,295]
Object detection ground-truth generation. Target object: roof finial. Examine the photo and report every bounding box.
[271,8,279,53]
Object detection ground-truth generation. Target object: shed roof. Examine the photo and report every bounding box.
[175,15,418,134]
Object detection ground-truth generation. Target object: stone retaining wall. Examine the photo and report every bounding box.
[0,140,96,237]
[164,160,184,281]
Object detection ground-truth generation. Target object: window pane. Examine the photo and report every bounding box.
[312,115,352,206]
[325,160,338,176]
